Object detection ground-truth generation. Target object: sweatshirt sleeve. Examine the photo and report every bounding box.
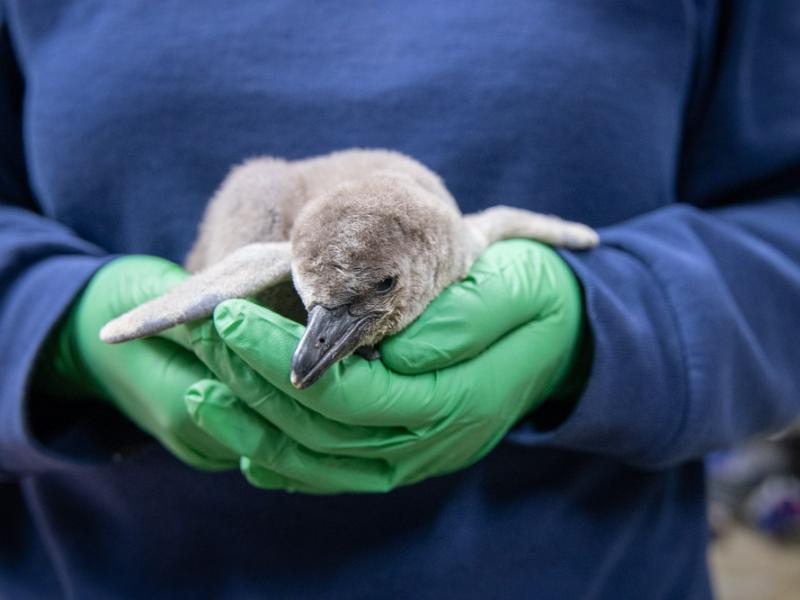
[0,17,110,476]
[511,0,800,468]
[510,197,800,468]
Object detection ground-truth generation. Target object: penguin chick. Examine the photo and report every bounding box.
[100,149,598,389]
[287,171,475,388]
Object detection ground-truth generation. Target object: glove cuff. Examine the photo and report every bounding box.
[32,296,103,400]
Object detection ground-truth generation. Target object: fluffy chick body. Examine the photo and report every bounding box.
[101,148,597,387]
[186,149,482,339]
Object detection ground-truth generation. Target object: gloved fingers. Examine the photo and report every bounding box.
[159,432,239,472]
[380,240,569,374]
[189,325,410,451]
[178,383,310,485]
[120,340,240,466]
[186,378,420,458]
[185,380,396,493]
[156,322,195,351]
[447,298,582,424]
[240,449,395,494]
[167,421,242,471]
[237,458,321,494]
[241,458,392,495]
[227,358,420,457]
[213,300,455,428]
[157,316,215,353]
[241,384,424,458]
[166,401,242,470]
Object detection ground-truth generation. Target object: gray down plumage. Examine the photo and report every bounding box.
[100,148,598,386]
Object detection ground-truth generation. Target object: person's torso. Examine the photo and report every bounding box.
[4,1,718,597]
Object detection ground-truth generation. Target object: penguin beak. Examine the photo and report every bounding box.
[290,304,375,389]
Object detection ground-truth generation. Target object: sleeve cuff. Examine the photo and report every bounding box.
[506,232,691,469]
[0,253,114,475]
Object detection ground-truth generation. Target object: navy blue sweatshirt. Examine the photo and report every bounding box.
[2,1,799,598]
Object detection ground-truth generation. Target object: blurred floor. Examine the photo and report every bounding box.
[711,526,800,600]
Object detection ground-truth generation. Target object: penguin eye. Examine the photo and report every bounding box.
[375,276,396,294]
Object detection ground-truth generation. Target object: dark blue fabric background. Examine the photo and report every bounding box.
[1,1,799,598]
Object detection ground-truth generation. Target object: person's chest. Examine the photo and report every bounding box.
[7,0,693,259]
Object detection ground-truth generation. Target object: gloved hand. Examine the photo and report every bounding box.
[182,240,588,493]
[41,256,238,470]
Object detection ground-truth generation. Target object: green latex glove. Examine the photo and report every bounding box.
[42,256,238,470]
[182,239,587,493]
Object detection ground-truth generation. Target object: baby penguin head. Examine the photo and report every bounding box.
[289,172,465,389]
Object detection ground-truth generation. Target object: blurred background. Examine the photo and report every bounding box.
[708,427,800,599]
